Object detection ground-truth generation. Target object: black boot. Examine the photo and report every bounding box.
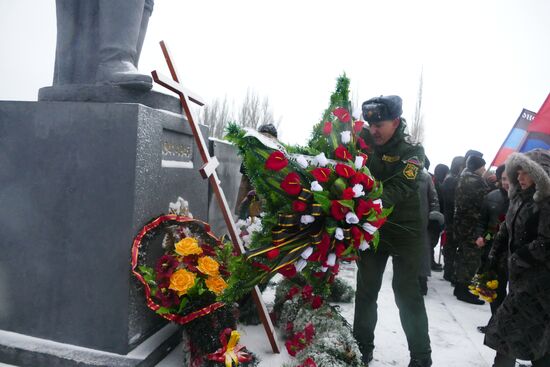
[408,356,432,367]
[361,350,373,366]
[454,283,484,305]
[96,0,153,90]
[431,260,443,272]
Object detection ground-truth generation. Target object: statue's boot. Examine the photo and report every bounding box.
[96,0,152,90]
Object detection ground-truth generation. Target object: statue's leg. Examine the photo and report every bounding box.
[135,0,154,66]
[96,0,152,90]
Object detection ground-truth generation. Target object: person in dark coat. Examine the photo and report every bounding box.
[440,156,465,282]
[484,149,550,367]
[429,163,449,270]
[475,165,510,329]
[453,155,490,304]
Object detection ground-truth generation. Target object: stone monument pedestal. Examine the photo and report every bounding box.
[0,100,209,366]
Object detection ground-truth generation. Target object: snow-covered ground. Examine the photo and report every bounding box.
[158,253,531,367]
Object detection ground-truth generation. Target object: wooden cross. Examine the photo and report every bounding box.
[152,41,280,353]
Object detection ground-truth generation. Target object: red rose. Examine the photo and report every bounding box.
[292,200,308,212]
[335,145,352,161]
[310,167,331,182]
[322,121,332,135]
[309,232,330,262]
[353,120,364,133]
[333,107,351,123]
[335,163,355,178]
[357,137,369,151]
[265,151,288,171]
[342,187,355,200]
[281,172,302,196]
[279,263,297,278]
[370,216,387,228]
[330,200,349,221]
[351,225,363,248]
[266,248,280,259]
[311,295,323,310]
[301,285,314,300]
[335,242,346,257]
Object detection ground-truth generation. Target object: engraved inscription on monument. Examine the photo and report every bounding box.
[161,129,194,169]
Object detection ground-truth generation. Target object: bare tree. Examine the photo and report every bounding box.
[199,89,281,139]
[199,96,233,139]
[409,68,425,144]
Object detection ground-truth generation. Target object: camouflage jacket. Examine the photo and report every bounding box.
[453,169,489,244]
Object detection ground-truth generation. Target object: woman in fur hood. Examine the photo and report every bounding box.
[484,148,550,367]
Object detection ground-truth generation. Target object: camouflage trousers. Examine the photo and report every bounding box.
[454,241,483,284]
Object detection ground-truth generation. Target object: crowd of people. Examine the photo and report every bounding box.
[352,95,550,367]
[233,95,550,367]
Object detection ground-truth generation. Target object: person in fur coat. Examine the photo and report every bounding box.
[484,148,550,367]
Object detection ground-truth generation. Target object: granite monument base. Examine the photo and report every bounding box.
[0,100,209,365]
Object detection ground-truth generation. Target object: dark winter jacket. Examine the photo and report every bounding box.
[362,120,425,254]
[440,157,465,239]
[484,149,550,360]
[453,169,489,245]
[475,188,509,240]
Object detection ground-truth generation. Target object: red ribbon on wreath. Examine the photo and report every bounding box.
[131,214,224,324]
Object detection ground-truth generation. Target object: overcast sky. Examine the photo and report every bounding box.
[1,0,549,169]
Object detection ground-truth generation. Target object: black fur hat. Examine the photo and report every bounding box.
[362,95,403,123]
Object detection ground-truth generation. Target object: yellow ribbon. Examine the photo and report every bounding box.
[225,330,240,367]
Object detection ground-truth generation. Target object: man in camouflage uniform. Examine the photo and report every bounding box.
[453,154,490,304]
[354,95,431,367]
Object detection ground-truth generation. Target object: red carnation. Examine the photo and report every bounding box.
[266,248,280,260]
[304,323,315,342]
[302,285,314,301]
[333,107,351,123]
[281,172,302,196]
[311,295,323,310]
[310,167,331,183]
[279,264,297,278]
[322,121,332,135]
[330,200,350,221]
[342,187,355,200]
[353,120,364,133]
[292,200,308,212]
[299,357,318,367]
[335,145,352,161]
[265,151,288,171]
[286,286,300,300]
[335,163,356,178]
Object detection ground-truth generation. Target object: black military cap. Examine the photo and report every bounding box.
[362,95,403,124]
[258,123,278,138]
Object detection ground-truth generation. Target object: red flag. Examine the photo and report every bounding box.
[528,93,550,134]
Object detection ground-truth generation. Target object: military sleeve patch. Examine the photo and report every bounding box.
[405,156,422,166]
[403,163,419,180]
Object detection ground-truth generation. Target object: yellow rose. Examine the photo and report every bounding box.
[486,280,499,290]
[469,288,480,296]
[175,237,203,257]
[169,268,196,296]
[197,256,220,276]
[205,275,228,295]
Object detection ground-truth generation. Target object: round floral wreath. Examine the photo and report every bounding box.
[131,214,226,325]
